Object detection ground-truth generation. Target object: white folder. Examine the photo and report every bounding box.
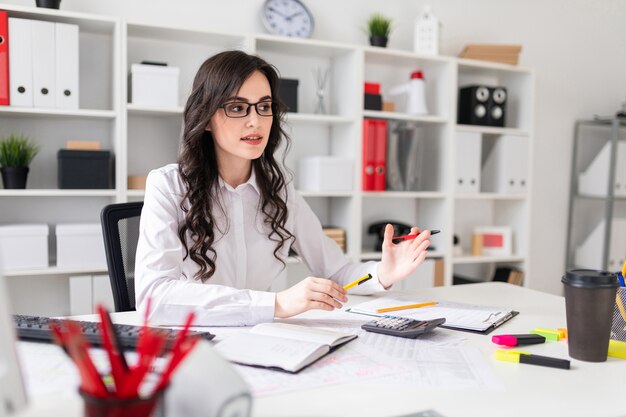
[55,22,79,109]
[8,18,33,107]
[482,135,528,194]
[31,20,56,108]
[455,131,481,193]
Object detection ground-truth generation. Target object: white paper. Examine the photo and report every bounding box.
[348,296,514,332]
[233,343,405,396]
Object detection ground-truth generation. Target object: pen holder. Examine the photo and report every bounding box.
[612,287,626,341]
[80,388,166,417]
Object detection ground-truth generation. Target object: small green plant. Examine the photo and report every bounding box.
[367,13,392,38]
[0,134,40,168]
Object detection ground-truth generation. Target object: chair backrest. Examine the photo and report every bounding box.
[101,202,144,312]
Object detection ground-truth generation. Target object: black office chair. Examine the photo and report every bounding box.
[101,202,144,312]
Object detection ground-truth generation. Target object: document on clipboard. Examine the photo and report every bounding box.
[348,296,518,334]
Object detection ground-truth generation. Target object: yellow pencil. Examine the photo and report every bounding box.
[343,273,373,291]
[376,301,437,313]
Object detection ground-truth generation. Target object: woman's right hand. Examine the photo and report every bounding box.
[274,277,348,318]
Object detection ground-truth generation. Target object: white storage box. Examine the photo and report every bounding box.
[56,223,107,268]
[129,64,179,107]
[297,156,354,192]
[0,224,49,270]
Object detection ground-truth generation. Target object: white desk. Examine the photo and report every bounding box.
[16,283,626,417]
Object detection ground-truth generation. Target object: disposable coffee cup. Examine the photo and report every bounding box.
[562,269,619,362]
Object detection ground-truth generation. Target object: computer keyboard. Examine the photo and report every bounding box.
[13,314,215,350]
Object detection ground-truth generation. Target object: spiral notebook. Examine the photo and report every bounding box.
[348,296,518,334]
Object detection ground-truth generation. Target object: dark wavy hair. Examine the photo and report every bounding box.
[177,50,293,282]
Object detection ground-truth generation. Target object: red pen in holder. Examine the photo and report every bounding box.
[51,301,198,417]
[80,387,166,417]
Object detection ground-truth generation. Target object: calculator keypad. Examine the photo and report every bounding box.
[361,315,446,338]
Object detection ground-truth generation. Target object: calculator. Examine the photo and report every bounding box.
[361,316,446,338]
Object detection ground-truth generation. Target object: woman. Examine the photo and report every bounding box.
[135,50,432,326]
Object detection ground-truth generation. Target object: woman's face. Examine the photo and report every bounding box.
[207,70,274,170]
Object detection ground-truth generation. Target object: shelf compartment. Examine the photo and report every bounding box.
[363,110,447,124]
[456,124,529,137]
[362,191,445,199]
[4,266,108,277]
[0,107,117,119]
[455,193,526,200]
[126,104,184,116]
[452,255,525,264]
[360,250,445,261]
[286,113,355,125]
[0,190,116,197]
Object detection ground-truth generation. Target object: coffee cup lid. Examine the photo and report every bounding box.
[561,269,619,289]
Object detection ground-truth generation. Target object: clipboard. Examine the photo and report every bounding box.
[347,297,519,334]
[439,310,519,335]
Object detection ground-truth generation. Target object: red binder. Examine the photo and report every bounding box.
[0,11,9,106]
[373,120,388,191]
[362,119,376,191]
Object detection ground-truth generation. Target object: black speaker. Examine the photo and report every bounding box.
[458,85,507,127]
[488,86,507,127]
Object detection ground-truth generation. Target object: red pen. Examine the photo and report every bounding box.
[392,230,440,242]
[118,329,166,398]
[97,305,127,391]
[155,336,199,392]
[63,321,110,398]
[154,311,197,392]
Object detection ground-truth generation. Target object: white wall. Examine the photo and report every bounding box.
[5,0,626,294]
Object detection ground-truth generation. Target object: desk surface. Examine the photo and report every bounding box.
[17,283,626,417]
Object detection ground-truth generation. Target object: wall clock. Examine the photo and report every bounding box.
[261,0,314,38]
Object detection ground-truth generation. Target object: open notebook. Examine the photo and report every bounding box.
[348,296,518,334]
[214,323,357,373]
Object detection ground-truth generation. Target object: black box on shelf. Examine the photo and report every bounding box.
[57,150,114,189]
[364,93,382,111]
[458,85,507,127]
[279,78,299,112]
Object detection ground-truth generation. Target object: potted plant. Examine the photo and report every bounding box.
[366,13,392,48]
[0,134,40,189]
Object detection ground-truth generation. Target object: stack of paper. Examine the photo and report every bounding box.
[348,296,517,333]
[459,44,522,65]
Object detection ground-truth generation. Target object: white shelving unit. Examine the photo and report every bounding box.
[0,4,121,315]
[0,3,534,314]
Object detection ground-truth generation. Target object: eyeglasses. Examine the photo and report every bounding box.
[220,100,276,118]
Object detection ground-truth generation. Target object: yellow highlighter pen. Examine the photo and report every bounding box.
[343,273,373,291]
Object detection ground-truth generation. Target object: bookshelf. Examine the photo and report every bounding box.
[0,3,534,314]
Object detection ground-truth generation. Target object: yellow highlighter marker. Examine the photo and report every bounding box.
[343,273,373,291]
[622,260,626,278]
[376,301,437,313]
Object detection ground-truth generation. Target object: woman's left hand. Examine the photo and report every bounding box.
[377,224,431,288]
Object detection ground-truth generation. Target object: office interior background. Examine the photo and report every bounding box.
[1,0,625,313]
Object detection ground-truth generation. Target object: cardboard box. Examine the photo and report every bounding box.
[0,224,49,270]
[56,223,107,268]
[297,156,353,192]
[128,175,147,190]
[129,63,179,107]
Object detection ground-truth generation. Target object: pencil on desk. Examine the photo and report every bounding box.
[376,301,437,313]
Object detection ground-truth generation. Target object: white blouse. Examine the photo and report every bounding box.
[135,164,385,326]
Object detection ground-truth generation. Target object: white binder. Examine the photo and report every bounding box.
[575,219,626,270]
[454,131,482,193]
[482,135,528,194]
[55,22,79,109]
[8,18,33,107]
[31,20,56,108]
[578,141,626,198]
